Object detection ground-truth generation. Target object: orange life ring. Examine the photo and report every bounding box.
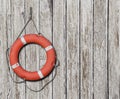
[9,34,56,81]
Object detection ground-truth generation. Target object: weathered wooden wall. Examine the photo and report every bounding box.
[0,0,120,99]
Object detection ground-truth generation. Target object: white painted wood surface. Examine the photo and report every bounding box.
[80,0,93,99]
[93,0,108,98]
[109,0,120,99]
[0,0,120,99]
[67,0,79,99]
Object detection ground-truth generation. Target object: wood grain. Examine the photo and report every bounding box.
[0,0,120,98]
[93,0,108,99]
[109,0,120,99]
[13,0,26,99]
[80,0,93,99]
[52,0,66,99]
[0,15,8,98]
[6,0,26,98]
[67,0,80,99]
[0,0,8,98]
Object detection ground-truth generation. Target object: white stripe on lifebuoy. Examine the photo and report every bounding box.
[45,45,53,51]
[37,70,44,78]
[20,36,26,45]
[11,63,19,69]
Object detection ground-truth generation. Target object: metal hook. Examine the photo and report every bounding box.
[30,7,32,19]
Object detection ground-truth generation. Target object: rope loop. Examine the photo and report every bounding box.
[6,7,59,92]
[6,48,60,92]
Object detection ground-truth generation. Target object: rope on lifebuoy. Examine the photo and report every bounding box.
[6,6,59,92]
[9,34,56,80]
[6,48,59,92]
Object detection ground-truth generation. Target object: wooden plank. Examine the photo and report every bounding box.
[6,0,26,98]
[80,0,93,99]
[2,0,120,99]
[12,0,26,99]
[109,0,120,99]
[39,0,53,99]
[93,0,108,98]
[0,0,6,15]
[52,0,66,99]
[6,0,14,98]
[0,0,8,98]
[0,16,8,98]
[24,0,40,99]
[66,0,80,99]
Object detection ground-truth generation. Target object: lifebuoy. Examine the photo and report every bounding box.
[9,34,56,81]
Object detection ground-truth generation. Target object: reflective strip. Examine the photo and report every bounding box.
[45,45,53,51]
[11,63,19,69]
[37,70,44,79]
[20,36,26,45]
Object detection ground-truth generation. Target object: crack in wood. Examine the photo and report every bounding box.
[7,88,11,99]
